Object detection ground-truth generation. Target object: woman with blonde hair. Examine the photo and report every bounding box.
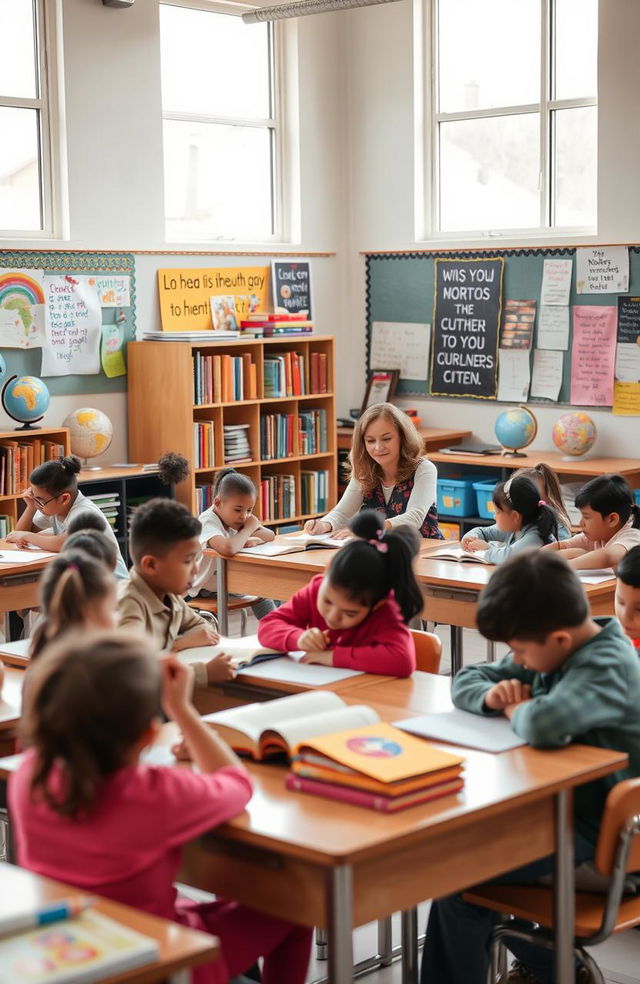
[306,402,442,538]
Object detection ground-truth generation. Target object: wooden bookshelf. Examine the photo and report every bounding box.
[0,428,70,532]
[127,336,337,525]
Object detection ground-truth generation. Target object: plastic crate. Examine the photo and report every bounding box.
[473,480,498,520]
[439,520,461,541]
[437,475,486,518]
[635,489,640,507]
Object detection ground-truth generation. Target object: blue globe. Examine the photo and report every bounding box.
[2,375,50,428]
[494,406,538,455]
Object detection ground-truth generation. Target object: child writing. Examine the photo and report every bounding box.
[305,402,442,539]
[615,545,640,652]
[189,468,276,620]
[421,550,640,984]
[258,510,421,676]
[544,473,640,570]
[9,632,312,984]
[512,462,572,539]
[7,455,128,580]
[461,475,558,564]
[118,498,233,686]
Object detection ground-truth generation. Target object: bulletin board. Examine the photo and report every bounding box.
[0,250,135,395]
[365,246,640,407]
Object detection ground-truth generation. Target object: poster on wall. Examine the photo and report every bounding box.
[272,261,312,318]
[570,305,617,406]
[157,267,269,331]
[429,257,504,399]
[41,276,102,376]
[613,296,640,415]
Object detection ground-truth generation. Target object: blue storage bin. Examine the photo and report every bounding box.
[437,475,486,518]
[473,480,498,520]
[635,489,640,507]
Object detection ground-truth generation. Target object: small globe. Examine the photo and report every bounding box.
[495,406,538,456]
[552,412,597,458]
[63,408,113,461]
[2,375,50,428]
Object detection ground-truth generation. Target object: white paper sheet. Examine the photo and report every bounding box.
[85,274,130,307]
[0,550,56,564]
[615,343,640,383]
[537,305,570,350]
[236,658,364,685]
[370,321,430,382]
[540,258,573,306]
[576,246,629,294]
[394,709,526,753]
[42,276,102,376]
[497,348,531,402]
[530,349,563,400]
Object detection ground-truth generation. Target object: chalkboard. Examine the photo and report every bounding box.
[0,250,135,395]
[365,246,640,407]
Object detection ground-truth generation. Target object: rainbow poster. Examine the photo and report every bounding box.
[0,269,45,347]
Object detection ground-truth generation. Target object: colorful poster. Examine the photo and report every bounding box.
[272,261,312,318]
[101,323,127,378]
[86,274,130,307]
[157,267,269,332]
[613,381,640,416]
[500,299,536,349]
[576,246,629,294]
[540,258,572,306]
[537,305,570,350]
[497,349,531,402]
[0,268,45,347]
[530,349,563,401]
[210,295,239,332]
[570,306,617,406]
[42,276,102,376]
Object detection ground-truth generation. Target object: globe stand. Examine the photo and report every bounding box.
[81,458,103,471]
[501,449,528,458]
[13,422,43,431]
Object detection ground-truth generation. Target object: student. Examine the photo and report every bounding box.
[421,550,640,984]
[29,551,118,660]
[64,510,119,571]
[190,468,276,620]
[305,402,442,539]
[513,462,572,539]
[545,474,640,570]
[615,545,640,652]
[6,455,128,580]
[258,510,421,676]
[461,475,558,564]
[118,498,234,686]
[9,632,312,984]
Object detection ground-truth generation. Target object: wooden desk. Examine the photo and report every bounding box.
[0,543,51,623]
[0,861,217,984]
[0,666,24,754]
[337,426,471,452]
[430,448,640,486]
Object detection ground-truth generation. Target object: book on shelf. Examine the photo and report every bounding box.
[301,469,329,514]
[193,353,257,405]
[223,424,252,464]
[239,533,343,556]
[0,514,14,538]
[201,690,378,760]
[194,422,216,469]
[260,412,295,460]
[0,907,159,982]
[196,484,214,514]
[298,408,328,455]
[261,473,296,521]
[431,546,494,565]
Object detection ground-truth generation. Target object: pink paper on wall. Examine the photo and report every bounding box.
[570,305,617,406]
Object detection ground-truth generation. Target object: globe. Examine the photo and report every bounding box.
[552,411,597,459]
[1,374,50,430]
[63,408,113,467]
[494,406,538,457]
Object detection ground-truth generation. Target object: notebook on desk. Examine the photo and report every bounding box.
[430,546,494,565]
[440,442,503,456]
[239,533,344,557]
[0,639,30,668]
[395,709,526,753]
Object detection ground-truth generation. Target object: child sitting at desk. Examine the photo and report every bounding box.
[258,510,421,676]
[512,462,572,539]
[63,510,121,572]
[305,402,443,539]
[461,475,558,564]
[189,467,276,620]
[118,499,233,686]
[615,545,640,653]
[544,474,640,571]
[420,550,640,984]
[9,632,312,984]
[6,455,128,580]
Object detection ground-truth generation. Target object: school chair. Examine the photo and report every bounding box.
[410,628,442,674]
[187,596,257,636]
[464,778,640,984]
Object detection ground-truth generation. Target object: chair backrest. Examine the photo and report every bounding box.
[594,778,640,876]
[410,629,442,674]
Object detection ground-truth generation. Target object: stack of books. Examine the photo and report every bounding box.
[196,484,214,514]
[143,329,239,341]
[261,473,296,520]
[193,352,257,405]
[301,469,329,514]
[193,422,215,469]
[0,438,65,496]
[85,492,120,533]
[298,409,328,455]
[240,313,314,337]
[224,424,252,463]
[260,413,295,460]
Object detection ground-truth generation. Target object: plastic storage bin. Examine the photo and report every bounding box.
[437,475,486,518]
[635,489,640,507]
[473,480,498,520]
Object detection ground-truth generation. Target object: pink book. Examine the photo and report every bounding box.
[285,772,464,813]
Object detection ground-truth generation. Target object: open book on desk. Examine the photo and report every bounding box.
[202,690,378,759]
[239,533,345,557]
[430,546,494,565]
[176,634,284,670]
[0,549,56,564]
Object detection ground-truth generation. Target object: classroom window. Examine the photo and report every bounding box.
[430,0,598,235]
[0,0,54,236]
[160,3,279,243]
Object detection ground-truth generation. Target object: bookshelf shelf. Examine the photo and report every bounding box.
[128,336,337,526]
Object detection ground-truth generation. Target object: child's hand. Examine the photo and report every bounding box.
[462,537,488,553]
[242,514,262,534]
[20,489,39,511]
[304,519,332,535]
[171,737,192,761]
[541,541,561,551]
[299,650,334,666]
[161,654,194,720]
[6,531,34,548]
[332,528,353,541]
[244,536,262,547]
[297,627,330,651]
[484,679,532,712]
[205,652,236,684]
[175,624,220,650]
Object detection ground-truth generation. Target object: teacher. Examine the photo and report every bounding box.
[306,403,443,539]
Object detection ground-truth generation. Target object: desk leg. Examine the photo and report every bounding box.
[327,864,354,984]
[216,556,229,637]
[401,907,419,984]
[554,789,575,984]
[450,626,463,676]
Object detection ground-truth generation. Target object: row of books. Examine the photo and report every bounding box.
[195,483,214,514]
[0,439,66,497]
[85,493,119,533]
[194,422,216,469]
[193,353,258,405]
[0,513,14,537]
[301,469,329,515]
[299,409,328,455]
[224,424,252,464]
[263,351,328,398]
[240,313,314,338]
[261,473,296,521]
[261,413,295,461]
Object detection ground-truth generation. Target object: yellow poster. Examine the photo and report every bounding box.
[613,381,640,415]
[157,267,270,332]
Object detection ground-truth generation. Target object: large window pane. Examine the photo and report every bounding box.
[164,120,274,241]
[160,6,271,119]
[0,107,42,230]
[0,0,38,99]
[553,106,597,227]
[439,113,540,232]
[554,0,597,100]
[438,0,539,113]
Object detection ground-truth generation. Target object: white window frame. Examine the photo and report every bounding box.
[419,0,597,242]
[160,0,286,245]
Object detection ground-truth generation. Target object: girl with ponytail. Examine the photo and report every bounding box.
[258,510,421,676]
[461,475,559,564]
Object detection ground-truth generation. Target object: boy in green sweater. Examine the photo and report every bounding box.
[421,550,640,984]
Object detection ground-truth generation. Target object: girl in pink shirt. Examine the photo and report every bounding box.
[9,632,311,984]
[257,510,421,676]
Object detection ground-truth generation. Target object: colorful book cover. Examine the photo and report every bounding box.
[285,772,464,812]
